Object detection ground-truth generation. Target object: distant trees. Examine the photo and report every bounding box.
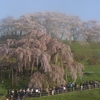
[0,12,100,43]
[68,16,82,42]
[81,20,100,43]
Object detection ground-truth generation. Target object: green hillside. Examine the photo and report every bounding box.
[26,89,100,100]
[66,42,100,83]
[0,83,7,98]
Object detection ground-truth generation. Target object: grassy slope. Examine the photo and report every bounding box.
[0,83,7,98]
[26,89,100,100]
[66,42,100,83]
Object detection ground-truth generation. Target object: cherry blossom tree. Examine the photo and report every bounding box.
[0,25,84,88]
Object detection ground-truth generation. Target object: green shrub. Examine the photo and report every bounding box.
[87,56,100,65]
[74,54,86,61]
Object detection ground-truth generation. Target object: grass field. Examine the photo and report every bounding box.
[0,83,7,98]
[26,89,100,100]
[68,42,100,83]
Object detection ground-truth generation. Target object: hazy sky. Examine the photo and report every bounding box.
[0,0,100,21]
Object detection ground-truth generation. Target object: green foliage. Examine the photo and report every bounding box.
[9,44,18,48]
[74,54,86,61]
[0,34,21,41]
[0,41,6,44]
[87,57,98,65]
[0,56,17,63]
[0,83,7,97]
[15,76,29,89]
[1,79,12,90]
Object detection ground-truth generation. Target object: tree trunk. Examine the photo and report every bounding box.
[0,67,3,81]
[14,69,17,86]
[11,67,18,87]
[9,68,11,79]
[54,54,58,64]
[11,67,14,87]
[60,52,63,67]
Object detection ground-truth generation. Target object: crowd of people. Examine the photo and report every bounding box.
[6,80,100,100]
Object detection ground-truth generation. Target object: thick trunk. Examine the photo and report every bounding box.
[0,67,3,81]
[9,68,11,79]
[54,54,58,64]
[11,67,17,87]
[12,67,14,87]
[60,52,63,67]
[14,69,17,86]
